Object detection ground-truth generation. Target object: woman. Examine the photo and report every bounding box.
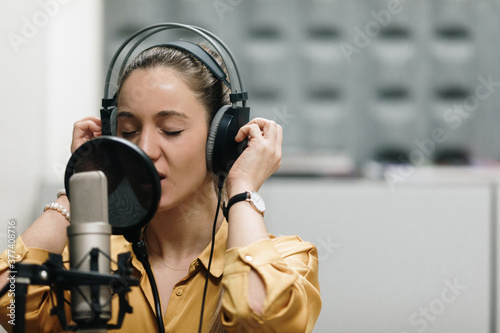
[0,42,321,332]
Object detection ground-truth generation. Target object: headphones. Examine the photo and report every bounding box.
[100,23,249,178]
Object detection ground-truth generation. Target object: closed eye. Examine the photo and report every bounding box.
[163,130,183,137]
[121,130,138,138]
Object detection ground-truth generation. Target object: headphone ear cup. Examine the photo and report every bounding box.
[206,105,231,173]
[110,107,118,136]
[206,105,250,176]
[100,106,117,136]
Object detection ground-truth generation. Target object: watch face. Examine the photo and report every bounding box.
[250,191,266,212]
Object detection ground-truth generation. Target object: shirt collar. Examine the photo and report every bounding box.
[196,220,227,279]
[126,220,228,279]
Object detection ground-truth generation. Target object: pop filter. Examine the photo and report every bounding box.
[64,136,161,242]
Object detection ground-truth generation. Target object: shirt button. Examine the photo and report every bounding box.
[244,255,254,262]
[176,289,183,296]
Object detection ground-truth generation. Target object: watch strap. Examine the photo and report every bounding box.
[223,192,248,219]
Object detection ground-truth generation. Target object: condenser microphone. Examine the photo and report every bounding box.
[67,171,112,327]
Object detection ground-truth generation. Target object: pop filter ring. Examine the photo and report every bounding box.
[64,136,161,239]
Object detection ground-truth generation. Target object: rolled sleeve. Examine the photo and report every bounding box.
[222,236,322,333]
[0,237,50,271]
[0,237,66,333]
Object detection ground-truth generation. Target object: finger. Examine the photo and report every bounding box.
[235,118,276,142]
[71,117,102,152]
[246,117,270,128]
[74,119,101,137]
[248,118,271,136]
[262,120,278,141]
[75,116,101,125]
[75,117,101,131]
[248,123,266,140]
[235,123,258,142]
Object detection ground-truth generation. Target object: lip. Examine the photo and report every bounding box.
[158,173,167,184]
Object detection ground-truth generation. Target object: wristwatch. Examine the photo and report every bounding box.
[224,191,266,218]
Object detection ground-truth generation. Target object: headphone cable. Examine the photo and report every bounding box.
[132,239,166,333]
[198,175,225,333]
[132,175,225,333]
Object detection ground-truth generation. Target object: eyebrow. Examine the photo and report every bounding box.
[117,110,189,119]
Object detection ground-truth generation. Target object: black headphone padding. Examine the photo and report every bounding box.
[110,107,118,136]
[206,105,231,173]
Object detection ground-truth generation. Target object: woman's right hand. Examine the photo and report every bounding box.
[71,116,102,153]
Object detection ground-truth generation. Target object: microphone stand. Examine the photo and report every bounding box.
[7,250,139,333]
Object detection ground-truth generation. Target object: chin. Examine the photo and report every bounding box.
[155,194,188,213]
[156,197,175,212]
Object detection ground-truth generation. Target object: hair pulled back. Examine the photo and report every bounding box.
[117,44,230,124]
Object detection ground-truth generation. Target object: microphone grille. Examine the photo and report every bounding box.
[69,171,108,224]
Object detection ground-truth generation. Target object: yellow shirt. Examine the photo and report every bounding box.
[0,222,321,332]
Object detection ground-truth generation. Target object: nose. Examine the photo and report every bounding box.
[138,127,161,161]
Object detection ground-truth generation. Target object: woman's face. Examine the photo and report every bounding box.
[117,67,212,211]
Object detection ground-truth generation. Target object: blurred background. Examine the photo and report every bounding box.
[2,0,500,332]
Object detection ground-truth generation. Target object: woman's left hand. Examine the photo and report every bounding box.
[226,118,283,196]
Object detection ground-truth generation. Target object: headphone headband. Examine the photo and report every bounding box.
[102,23,246,109]
[153,41,230,88]
[99,22,250,178]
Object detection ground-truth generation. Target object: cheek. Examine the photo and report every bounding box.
[170,132,208,170]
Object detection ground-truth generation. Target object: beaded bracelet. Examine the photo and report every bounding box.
[43,189,70,221]
[56,189,66,199]
[44,202,70,221]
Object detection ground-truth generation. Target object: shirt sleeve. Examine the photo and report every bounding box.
[0,237,67,333]
[221,236,322,333]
